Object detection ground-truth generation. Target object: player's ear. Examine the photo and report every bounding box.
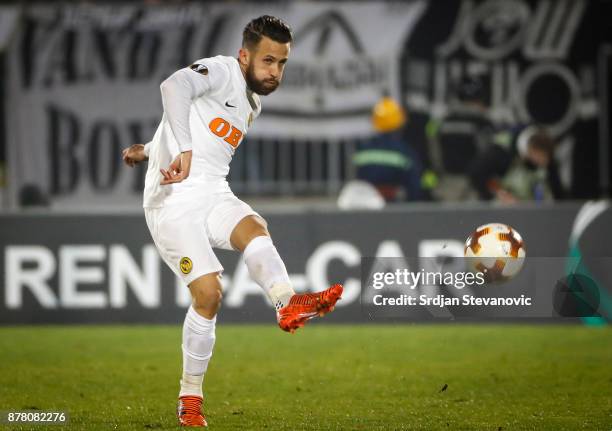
[238,47,250,68]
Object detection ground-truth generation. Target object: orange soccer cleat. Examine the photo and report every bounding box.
[177,395,207,427]
[277,284,343,333]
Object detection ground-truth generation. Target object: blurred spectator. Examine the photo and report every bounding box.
[468,126,565,203]
[353,97,427,202]
[427,75,493,200]
[429,76,493,173]
[19,184,49,208]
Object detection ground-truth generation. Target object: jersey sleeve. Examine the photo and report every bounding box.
[143,142,151,157]
[159,59,230,152]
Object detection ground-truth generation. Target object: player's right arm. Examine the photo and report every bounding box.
[122,143,150,167]
[158,60,228,185]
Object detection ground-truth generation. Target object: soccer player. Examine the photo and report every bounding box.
[121,16,343,427]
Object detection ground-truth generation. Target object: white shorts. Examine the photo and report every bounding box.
[144,192,260,285]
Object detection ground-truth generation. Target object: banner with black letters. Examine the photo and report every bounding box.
[3,1,607,208]
[5,1,426,210]
[6,3,222,209]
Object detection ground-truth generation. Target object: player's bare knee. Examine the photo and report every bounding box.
[189,273,223,317]
[195,284,222,307]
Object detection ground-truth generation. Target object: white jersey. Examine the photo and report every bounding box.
[143,55,261,208]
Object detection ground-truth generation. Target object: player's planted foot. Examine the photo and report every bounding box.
[277,284,343,333]
[177,395,207,427]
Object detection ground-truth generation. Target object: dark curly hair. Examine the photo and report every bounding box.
[242,15,293,50]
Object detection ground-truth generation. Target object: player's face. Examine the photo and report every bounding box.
[243,36,290,95]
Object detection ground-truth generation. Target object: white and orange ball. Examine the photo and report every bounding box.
[464,223,526,283]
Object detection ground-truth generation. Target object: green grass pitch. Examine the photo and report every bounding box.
[0,324,610,430]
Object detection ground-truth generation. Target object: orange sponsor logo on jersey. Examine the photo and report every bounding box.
[209,117,244,148]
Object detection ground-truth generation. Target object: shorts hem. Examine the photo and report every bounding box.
[181,264,225,285]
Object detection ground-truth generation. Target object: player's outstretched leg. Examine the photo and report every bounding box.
[177,272,222,427]
[232,215,343,333]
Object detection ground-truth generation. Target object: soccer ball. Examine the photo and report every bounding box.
[464,223,526,283]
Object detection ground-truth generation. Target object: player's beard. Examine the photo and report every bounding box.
[245,62,279,95]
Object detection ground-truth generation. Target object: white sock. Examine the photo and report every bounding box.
[243,235,295,310]
[179,305,216,398]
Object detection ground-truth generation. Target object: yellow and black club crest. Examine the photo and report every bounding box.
[179,257,193,274]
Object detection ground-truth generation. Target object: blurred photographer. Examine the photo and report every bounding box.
[468,126,565,203]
